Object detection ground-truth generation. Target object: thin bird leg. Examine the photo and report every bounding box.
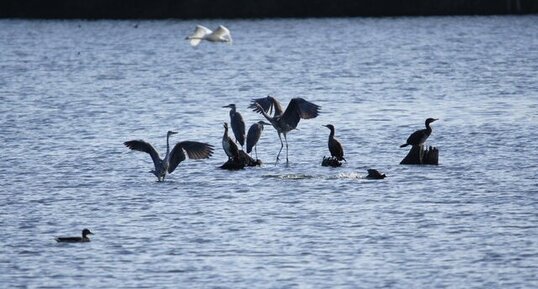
[254,145,258,160]
[276,133,284,164]
[284,133,289,164]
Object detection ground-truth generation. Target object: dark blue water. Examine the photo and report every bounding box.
[1,16,537,288]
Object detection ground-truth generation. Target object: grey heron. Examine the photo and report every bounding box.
[55,229,93,243]
[246,121,270,159]
[400,118,438,148]
[222,104,245,148]
[186,25,232,47]
[124,131,214,182]
[323,124,346,162]
[222,122,239,161]
[249,96,321,164]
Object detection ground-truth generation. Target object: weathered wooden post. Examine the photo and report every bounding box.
[400,145,438,165]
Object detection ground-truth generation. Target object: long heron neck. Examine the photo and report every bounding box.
[223,127,228,139]
[166,134,171,156]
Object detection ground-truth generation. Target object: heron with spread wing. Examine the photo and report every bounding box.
[124,131,213,181]
[249,96,321,164]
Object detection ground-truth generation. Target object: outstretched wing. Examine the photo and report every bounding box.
[280,98,321,130]
[168,141,214,173]
[187,25,212,46]
[249,95,283,116]
[124,140,161,170]
[212,25,232,42]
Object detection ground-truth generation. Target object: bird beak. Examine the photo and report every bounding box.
[322,125,328,127]
[433,118,439,122]
[170,131,178,134]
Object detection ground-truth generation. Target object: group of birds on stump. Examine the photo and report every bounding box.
[123,94,438,180]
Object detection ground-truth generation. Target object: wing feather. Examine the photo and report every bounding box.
[168,141,214,173]
[124,140,161,170]
[281,98,321,130]
[187,25,212,46]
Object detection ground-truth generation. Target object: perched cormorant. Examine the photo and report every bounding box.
[249,96,321,164]
[222,104,245,148]
[400,118,438,148]
[323,124,346,162]
[246,121,270,159]
[124,131,214,182]
[222,122,239,160]
[55,228,93,243]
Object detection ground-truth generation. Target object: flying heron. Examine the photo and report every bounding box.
[124,131,214,182]
[400,118,438,148]
[186,25,232,47]
[249,95,321,164]
[222,104,245,148]
[323,124,346,162]
[246,121,270,159]
[222,122,239,161]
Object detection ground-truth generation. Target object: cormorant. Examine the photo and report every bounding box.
[400,118,438,148]
[323,124,346,162]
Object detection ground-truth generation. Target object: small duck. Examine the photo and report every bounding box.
[55,228,94,243]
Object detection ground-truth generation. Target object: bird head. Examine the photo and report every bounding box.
[82,228,93,237]
[322,124,335,131]
[167,131,178,136]
[223,122,228,129]
[222,104,236,109]
[425,118,438,125]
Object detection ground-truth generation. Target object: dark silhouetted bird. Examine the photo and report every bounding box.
[222,122,239,161]
[55,228,93,243]
[400,118,438,148]
[323,124,346,162]
[222,104,245,148]
[246,121,270,159]
[249,95,320,164]
[125,131,214,181]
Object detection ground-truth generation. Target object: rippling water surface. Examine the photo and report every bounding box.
[1,16,538,288]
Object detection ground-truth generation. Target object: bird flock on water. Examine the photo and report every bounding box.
[124,94,438,181]
[56,24,439,242]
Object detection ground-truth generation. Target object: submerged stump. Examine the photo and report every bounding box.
[321,156,342,167]
[220,150,261,170]
[400,145,439,165]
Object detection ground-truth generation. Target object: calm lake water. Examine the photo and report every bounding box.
[1,16,537,288]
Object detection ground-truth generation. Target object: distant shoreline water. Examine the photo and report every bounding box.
[1,0,537,19]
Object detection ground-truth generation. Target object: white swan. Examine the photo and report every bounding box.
[186,25,232,47]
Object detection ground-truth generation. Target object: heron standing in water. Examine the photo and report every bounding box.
[124,131,214,182]
[400,118,438,148]
[246,121,270,159]
[222,104,245,148]
[323,124,346,162]
[249,95,321,164]
[222,122,239,161]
